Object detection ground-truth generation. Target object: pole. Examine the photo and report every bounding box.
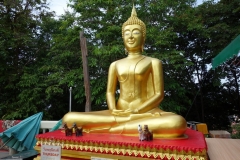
[80,31,91,112]
[69,87,72,112]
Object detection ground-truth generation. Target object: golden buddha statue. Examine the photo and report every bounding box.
[62,5,187,138]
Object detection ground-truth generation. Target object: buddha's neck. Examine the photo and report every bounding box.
[127,52,143,59]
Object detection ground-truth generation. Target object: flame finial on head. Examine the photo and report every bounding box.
[131,4,137,17]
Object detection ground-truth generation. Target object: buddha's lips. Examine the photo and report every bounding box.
[128,40,135,44]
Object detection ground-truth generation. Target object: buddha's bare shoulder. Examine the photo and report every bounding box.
[146,56,162,64]
[109,60,119,66]
[112,57,129,65]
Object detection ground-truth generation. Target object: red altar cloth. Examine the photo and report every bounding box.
[35,128,207,160]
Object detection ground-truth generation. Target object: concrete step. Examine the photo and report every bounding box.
[0,150,9,159]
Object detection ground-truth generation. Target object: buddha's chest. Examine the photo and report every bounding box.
[116,58,152,82]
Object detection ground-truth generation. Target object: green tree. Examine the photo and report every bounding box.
[0,0,55,119]
[2,0,239,129]
[41,11,86,117]
[184,0,240,130]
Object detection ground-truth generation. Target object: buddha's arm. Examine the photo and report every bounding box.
[137,59,164,113]
[106,62,118,111]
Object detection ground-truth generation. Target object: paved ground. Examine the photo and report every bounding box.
[0,150,9,159]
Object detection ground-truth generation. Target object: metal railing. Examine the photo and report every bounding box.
[40,121,59,133]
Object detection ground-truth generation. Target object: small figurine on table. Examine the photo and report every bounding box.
[138,124,153,141]
[143,125,153,141]
[73,122,83,137]
[138,124,144,141]
[63,123,73,136]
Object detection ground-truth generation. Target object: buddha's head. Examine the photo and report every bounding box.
[122,5,146,53]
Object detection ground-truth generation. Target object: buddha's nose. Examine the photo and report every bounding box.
[129,32,134,38]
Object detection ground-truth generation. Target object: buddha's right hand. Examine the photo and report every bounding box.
[111,109,131,116]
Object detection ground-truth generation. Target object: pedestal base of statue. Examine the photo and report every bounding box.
[34,128,207,160]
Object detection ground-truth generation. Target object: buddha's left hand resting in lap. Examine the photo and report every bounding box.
[62,5,187,138]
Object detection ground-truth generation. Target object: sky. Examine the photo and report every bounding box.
[48,0,71,16]
[48,0,204,16]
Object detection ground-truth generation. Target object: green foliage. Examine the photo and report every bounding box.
[192,0,240,130]
[0,0,56,120]
[0,0,240,133]
[231,123,240,139]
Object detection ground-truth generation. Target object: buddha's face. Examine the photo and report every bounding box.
[123,24,144,53]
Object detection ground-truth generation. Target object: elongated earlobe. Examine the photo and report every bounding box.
[125,48,128,55]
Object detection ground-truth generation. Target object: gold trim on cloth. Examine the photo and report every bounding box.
[34,138,207,160]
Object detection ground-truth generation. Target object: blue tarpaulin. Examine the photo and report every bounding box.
[212,35,240,69]
[0,112,42,152]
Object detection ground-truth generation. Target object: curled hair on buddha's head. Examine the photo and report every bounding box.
[122,4,146,39]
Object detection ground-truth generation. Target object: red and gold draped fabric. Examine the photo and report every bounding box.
[0,120,21,150]
[34,128,207,160]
